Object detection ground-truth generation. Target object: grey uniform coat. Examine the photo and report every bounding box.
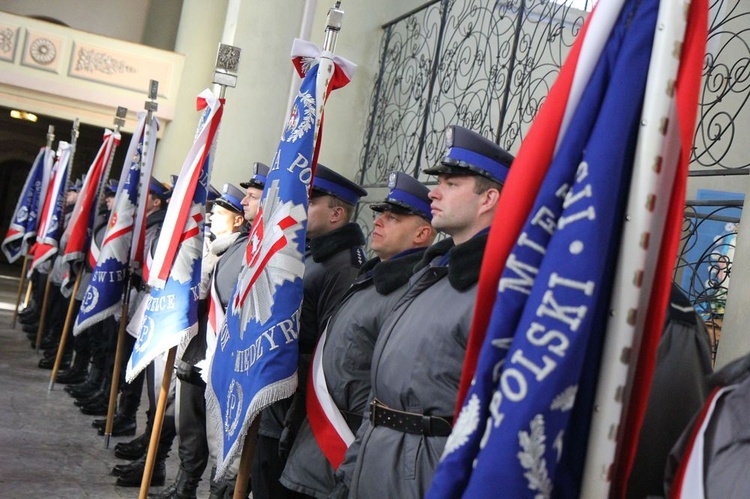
[280,249,427,498]
[346,234,488,499]
[665,353,750,499]
[258,222,366,440]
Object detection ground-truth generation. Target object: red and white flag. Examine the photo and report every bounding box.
[60,129,120,292]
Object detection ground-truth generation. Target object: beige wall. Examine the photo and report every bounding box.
[202,0,425,189]
[150,0,228,179]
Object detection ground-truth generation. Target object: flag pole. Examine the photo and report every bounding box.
[48,270,83,391]
[232,3,344,497]
[49,110,126,392]
[35,121,79,353]
[104,89,156,449]
[12,127,54,328]
[11,255,30,329]
[34,270,54,352]
[138,346,176,499]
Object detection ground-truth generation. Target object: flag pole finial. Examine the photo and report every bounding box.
[114,106,127,133]
[323,2,344,53]
[70,118,80,148]
[46,125,55,149]
[145,80,159,114]
[214,44,241,99]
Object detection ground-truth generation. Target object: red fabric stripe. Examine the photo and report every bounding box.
[453,15,592,418]
[102,225,132,247]
[306,354,348,468]
[613,0,708,495]
[158,101,224,283]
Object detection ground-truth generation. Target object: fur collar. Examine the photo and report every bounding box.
[415,233,488,290]
[309,223,366,262]
[209,232,241,257]
[370,249,427,295]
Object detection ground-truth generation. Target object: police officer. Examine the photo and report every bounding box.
[251,164,367,499]
[280,172,436,498]
[204,162,268,499]
[150,181,251,499]
[112,177,176,487]
[344,126,514,498]
[56,179,119,386]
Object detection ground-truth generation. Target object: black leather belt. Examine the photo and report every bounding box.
[369,399,453,437]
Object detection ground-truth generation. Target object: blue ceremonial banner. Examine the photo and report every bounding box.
[30,142,72,272]
[2,146,53,263]
[206,38,347,478]
[74,113,155,335]
[427,0,659,497]
[126,91,223,382]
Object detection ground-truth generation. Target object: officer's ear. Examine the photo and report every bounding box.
[413,222,435,246]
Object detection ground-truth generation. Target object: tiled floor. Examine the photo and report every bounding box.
[0,265,211,498]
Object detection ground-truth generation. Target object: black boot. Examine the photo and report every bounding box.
[115,457,166,487]
[79,396,109,416]
[38,351,71,370]
[115,431,150,460]
[95,414,136,436]
[65,366,102,397]
[208,467,239,499]
[55,354,89,384]
[148,468,201,499]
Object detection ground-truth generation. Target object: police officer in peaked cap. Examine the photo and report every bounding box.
[280,170,436,497]
[345,126,514,498]
[252,163,368,499]
[239,162,269,225]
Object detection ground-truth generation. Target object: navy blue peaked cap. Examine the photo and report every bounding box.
[371,171,432,221]
[240,162,269,190]
[69,177,84,192]
[213,183,244,214]
[423,126,514,184]
[104,179,118,197]
[149,177,172,200]
[312,164,367,205]
[207,184,221,202]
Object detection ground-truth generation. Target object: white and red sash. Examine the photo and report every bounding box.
[670,385,737,498]
[306,325,355,469]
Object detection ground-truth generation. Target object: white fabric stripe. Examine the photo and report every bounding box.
[678,385,737,498]
[312,325,355,446]
[149,89,220,289]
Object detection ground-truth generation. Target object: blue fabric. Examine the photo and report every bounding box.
[1,148,48,262]
[208,58,320,479]
[127,100,219,381]
[445,146,510,183]
[427,0,657,496]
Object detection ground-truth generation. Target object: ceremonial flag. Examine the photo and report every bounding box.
[125,90,223,382]
[74,113,157,335]
[59,129,120,293]
[1,146,53,262]
[206,38,355,478]
[427,0,706,496]
[29,142,72,271]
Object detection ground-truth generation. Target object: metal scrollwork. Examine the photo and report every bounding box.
[357,0,748,350]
